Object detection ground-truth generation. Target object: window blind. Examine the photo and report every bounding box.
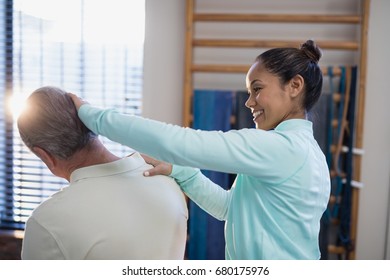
[0,0,145,229]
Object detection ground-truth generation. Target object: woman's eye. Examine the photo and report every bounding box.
[247,87,261,96]
[253,87,261,93]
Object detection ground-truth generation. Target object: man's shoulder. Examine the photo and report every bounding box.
[29,189,66,220]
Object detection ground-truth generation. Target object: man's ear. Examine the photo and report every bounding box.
[32,146,57,171]
[289,74,304,98]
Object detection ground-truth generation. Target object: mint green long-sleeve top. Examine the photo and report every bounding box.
[78,104,330,260]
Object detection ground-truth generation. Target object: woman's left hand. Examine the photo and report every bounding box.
[141,154,173,177]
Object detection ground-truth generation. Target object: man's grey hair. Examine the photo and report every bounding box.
[17,86,96,160]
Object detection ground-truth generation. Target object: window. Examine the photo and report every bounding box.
[0,0,145,229]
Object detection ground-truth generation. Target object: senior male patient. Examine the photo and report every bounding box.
[17,86,188,260]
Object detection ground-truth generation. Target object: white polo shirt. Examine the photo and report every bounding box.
[21,152,188,260]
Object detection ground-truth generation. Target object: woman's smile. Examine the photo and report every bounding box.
[252,109,264,123]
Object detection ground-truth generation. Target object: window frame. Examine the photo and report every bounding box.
[0,0,145,230]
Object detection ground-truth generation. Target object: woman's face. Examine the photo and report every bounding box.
[245,61,302,130]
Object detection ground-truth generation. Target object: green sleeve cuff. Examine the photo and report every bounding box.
[170,165,200,184]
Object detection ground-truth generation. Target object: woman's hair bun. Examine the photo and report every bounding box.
[300,39,322,63]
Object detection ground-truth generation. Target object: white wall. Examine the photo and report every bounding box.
[356,0,390,260]
[143,0,390,259]
[142,0,186,125]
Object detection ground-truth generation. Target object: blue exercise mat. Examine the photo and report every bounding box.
[188,89,233,260]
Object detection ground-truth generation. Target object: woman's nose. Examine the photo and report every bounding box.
[245,95,255,109]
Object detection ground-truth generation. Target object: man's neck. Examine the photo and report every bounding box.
[63,139,121,181]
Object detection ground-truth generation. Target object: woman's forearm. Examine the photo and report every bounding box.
[171,165,230,221]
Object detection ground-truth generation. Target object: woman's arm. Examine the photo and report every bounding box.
[171,165,231,221]
[142,155,230,220]
[77,104,292,178]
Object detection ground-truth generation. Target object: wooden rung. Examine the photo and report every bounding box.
[333,93,342,102]
[328,245,346,254]
[330,144,353,154]
[193,39,359,50]
[330,170,346,178]
[193,13,361,24]
[331,119,349,129]
[192,64,343,76]
[328,195,344,205]
[331,218,340,225]
[230,115,236,125]
[322,67,342,76]
[329,195,337,204]
[192,64,249,73]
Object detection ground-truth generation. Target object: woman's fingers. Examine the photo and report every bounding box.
[141,154,173,177]
[141,154,158,166]
[67,92,88,110]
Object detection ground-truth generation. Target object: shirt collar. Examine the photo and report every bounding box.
[274,119,313,133]
[69,152,145,184]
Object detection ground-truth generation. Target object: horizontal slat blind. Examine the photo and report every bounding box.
[0,0,145,229]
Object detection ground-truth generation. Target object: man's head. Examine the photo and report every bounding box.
[17,86,96,178]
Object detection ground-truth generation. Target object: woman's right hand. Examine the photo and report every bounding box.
[141,154,173,177]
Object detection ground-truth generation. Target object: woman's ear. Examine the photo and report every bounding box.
[289,74,304,98]
[32,146,56,171]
